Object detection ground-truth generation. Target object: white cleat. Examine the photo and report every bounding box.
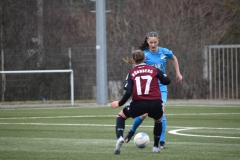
[152,146,160,153]
[114,136,124,154]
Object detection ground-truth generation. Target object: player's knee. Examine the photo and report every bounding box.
[154,117,162,123]
[140,113,148,119]
[118,110,127,119]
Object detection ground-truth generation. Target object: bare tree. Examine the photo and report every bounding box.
[107,0,235,98]
[0,0,238,101]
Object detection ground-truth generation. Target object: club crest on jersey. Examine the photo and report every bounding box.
[160,54,166,60]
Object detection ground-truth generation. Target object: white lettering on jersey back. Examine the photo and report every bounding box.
[131,69,153,77]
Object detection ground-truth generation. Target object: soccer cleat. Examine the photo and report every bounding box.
[152,146,160,153]
[160,141,166,149]
[124,130,135,143]
[114,136,124,154]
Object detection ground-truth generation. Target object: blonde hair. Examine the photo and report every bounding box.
[123,50,145,64]
[132,50,145,64]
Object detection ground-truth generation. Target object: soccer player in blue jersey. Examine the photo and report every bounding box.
[124,31,182,149]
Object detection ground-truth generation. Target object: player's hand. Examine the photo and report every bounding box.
[176,73,183,85]
[110,101,119,108]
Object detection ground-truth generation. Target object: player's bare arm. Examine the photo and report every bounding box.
[171,55,182,84]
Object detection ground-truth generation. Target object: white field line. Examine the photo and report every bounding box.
[166,113,240,116]
[0,122,239,130]
[168,128,240,139]
[0,115,116,120]
[0,122,117,127]
[1,114,240,139]
[1,104,239,110]
[0,113,240,120]
[0,122,240,140]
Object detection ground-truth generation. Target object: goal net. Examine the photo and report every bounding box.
[0,70,74,105]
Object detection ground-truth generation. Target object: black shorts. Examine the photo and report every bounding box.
[122,99,163,120]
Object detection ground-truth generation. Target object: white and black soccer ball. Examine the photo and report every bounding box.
[133,132,150,148]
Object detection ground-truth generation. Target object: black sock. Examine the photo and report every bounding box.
[153,121,162,147]
[116,115,125,139]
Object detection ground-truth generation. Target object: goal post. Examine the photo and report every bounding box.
[0,69,74,105]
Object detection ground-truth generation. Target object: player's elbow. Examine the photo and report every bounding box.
[161,78,171,85]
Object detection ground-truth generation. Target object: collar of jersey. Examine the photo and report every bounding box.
[135,63,146,66]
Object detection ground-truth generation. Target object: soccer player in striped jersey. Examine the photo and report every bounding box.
[124,31,182,149]
[111,50,171,154]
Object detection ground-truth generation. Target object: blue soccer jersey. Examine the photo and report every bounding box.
[144,46,174,91]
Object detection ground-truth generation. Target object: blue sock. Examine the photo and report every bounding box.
[130,116,143,132]
[160,115,167,142]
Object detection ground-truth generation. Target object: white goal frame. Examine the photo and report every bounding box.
[0,69,74,105]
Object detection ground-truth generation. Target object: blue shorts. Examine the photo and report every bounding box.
[161,90,168,104]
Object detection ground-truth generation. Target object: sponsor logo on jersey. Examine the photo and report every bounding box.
[153,63,163,71]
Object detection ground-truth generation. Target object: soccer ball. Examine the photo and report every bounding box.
[133,132,150,148]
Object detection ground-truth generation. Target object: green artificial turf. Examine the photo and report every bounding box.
[0,104,239,160]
